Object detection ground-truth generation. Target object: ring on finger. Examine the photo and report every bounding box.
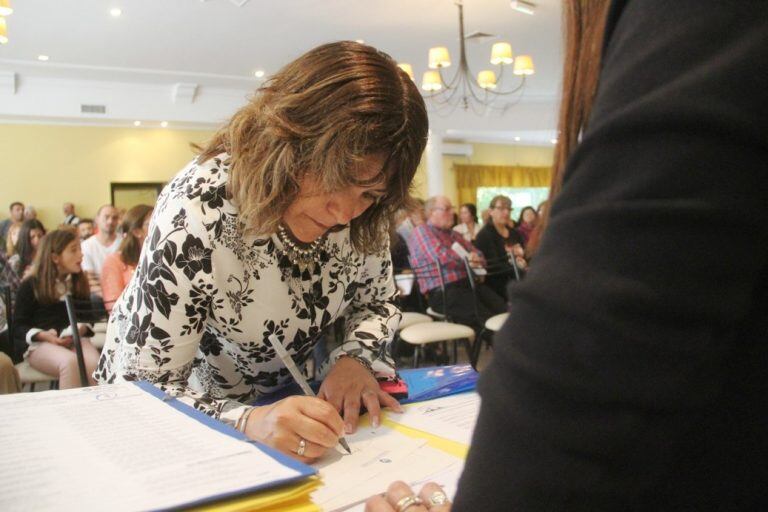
[395,495,423,512]
[428,491,449,506]
[296,438,306,457]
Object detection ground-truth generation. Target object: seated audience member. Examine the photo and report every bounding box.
[81,205,121,296]
[14,229,100,389]
[474,195,527,299]
[77,218,94,240]
[515,206,538,247]
[390,214,424,315]
[4,224,21,258]
[453,203,481,242]
[62,202,80,226]
[101,205,153,312]
[396,197,426,241]
[0,201,25,253]
[23,205,38,221]
[0,295,21,393]
[407,196,506,332]
[2,219,46,300]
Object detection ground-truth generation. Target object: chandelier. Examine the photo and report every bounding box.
[399,0,535,115]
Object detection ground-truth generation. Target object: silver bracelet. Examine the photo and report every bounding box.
[237,407,257,434]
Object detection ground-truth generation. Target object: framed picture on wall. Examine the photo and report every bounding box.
[111,182,166,211]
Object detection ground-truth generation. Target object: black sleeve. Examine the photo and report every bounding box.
[454,1,768,510]
[474,228,504,270]
[13,279,39,352]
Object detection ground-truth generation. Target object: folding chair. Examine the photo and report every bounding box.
[398,261,475,367]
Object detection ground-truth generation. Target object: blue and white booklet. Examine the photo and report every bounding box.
[0,381,316,511]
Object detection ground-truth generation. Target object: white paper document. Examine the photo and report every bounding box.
[0,384,304,512]
[313,424,464,512]
[388,392,481,445]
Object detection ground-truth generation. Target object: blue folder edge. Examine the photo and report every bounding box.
[133,381,317,511]
[398,364,479,404]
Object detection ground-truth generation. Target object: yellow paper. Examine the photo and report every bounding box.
[196,476,322,512]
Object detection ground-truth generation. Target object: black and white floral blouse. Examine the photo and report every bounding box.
[95,154,400,427]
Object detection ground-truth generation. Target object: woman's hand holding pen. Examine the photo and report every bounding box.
[244,396,345,463]
[318,356,403,434]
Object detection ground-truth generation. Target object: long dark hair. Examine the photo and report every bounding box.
[118,204,153,267]
[28,228,90,305]
[529,0,611,254]
[460,203,478,224]
[197,40,429,254]
[15,219,45,273]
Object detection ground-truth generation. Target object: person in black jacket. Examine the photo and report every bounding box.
[474,195,527,299]
[366,0,768,510]
[14,228,99,389]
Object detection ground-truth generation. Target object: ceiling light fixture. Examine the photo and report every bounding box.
[402,0,535,115]
[511,0,536,16]
[514,136,521,141]
[37,55,49,61]
[133,121,141,127]
[110,7,122,17]
[254,69,265,78]
[160,121,168,128]
[0,17,7,45]
[0,0,13,17]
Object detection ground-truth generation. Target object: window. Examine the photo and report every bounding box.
[476,187,549,221]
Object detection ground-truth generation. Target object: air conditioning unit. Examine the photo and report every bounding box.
[81,104,107,114]
[442,143,473,157]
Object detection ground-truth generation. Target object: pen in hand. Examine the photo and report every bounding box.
[267,335,352,454]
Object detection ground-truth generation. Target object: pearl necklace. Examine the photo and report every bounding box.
[277,224,326,274]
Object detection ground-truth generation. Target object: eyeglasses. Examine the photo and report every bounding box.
[493,205,511,212]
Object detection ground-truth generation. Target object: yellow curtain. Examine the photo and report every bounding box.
[454,164,552,205]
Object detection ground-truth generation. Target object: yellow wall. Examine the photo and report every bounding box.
[0,124,214,229]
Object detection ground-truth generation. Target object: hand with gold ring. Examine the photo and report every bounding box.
[364,481,452,512]
[243,396,345,463]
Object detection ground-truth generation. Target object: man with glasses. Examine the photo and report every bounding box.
[407,196,506,334]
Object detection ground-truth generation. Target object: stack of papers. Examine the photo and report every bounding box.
[0,383,318,512]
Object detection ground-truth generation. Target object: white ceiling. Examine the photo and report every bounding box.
[0,0,563,144]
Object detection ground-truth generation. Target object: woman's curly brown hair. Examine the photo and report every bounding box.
[197,41,429,253]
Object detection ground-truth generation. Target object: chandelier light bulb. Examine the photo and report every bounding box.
[0,17,8,45]
[428,47,451,69]
[490,42,514,65]
[0,0,13,17]
[421,71,443,92]
[513,55,535,75]
[477,70,498,90]
[397,63,415,81]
